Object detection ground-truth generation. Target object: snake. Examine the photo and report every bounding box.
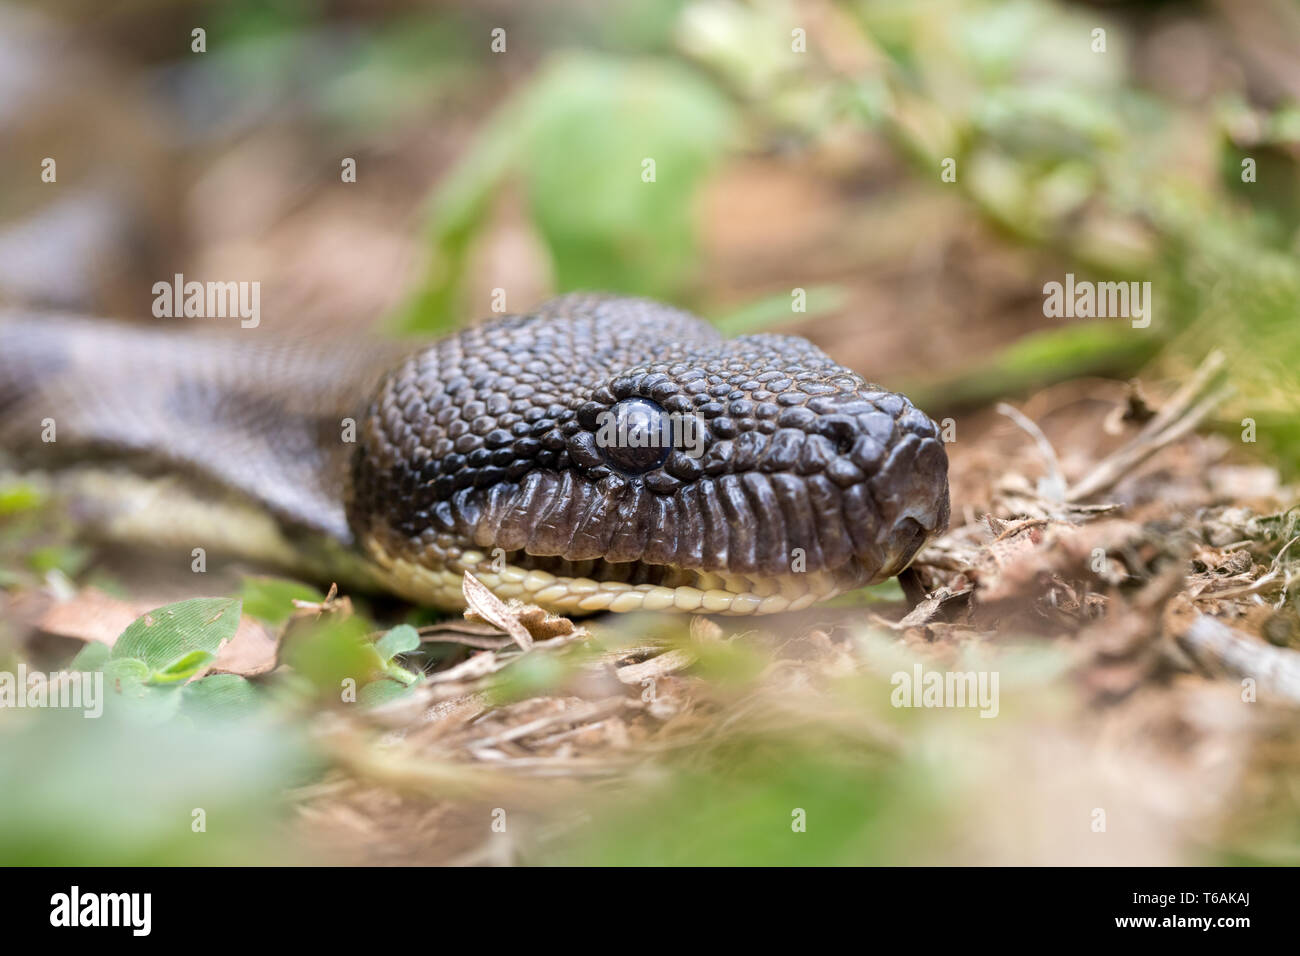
[0,294,950,615]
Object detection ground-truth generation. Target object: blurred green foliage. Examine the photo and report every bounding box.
[238,575,326,625]
[2,598,309,864]
[0,590,427,862]
[281,612,420,703]
[544,637,1082,865]
[0,708,309,865]
[552,735,931,865]
[397,52,735,332]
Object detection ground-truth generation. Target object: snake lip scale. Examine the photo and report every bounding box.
[1,293,951,615]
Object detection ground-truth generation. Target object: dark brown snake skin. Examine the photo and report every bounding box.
[0,294,950,614]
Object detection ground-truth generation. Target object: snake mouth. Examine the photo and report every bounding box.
[362,533,925,616]
[469,551,874,614]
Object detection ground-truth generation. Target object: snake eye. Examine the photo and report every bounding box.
[598,398,672,474]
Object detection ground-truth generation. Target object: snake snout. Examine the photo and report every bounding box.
[706,382,951,584]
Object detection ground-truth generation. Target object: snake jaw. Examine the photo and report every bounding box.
[362,533,872,615]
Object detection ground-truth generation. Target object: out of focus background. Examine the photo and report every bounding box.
[2,0,1300,865]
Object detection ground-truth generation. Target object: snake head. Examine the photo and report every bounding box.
[348,295,949,614]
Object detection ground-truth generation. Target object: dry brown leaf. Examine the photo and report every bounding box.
[461,572,534,650]
[37,588,139,646]
[212,618,280,676]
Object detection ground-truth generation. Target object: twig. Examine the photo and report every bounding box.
[996,402,1066,501]
[1133,350,1226,444]
[1067,375,1232,503]
[613,648,697,685]
[465,699,627,751]
[991,517,1050,542]
[1175,613,1300,704]
[319,726,532,799]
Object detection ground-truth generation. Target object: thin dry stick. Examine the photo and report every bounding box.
[417,621,515,650]
[996,402,1066,501]
[1066,350,1228,502]
[1067,382,1233,503]
[1132,349,1226,444]
[319,726,535,800]
[990,516,1050,542]
[1176,613,1300,704]
[465,699,627,751]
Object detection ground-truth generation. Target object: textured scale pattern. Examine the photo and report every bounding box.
[0,315,403,540]
[349,294,950,597]
[1,294,950,613]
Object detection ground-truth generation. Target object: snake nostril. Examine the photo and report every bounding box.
[816,416,857,456]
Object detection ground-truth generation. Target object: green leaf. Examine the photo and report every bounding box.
[238,576,325,626]
[101,658,181,723]
[374,624,420,664]
[26,544,91,578]
[358,678,415,708]
[0,707,310,864]
[181,674,262,720]
[282,615,383,697]
[112,598,243,673]
[396,52,735,332]
[103,657,150,684]
[70,641,111,672]
[394,86,539,334]
[523,54,734,297]
[711,285,848,337]
[489,653,569,704]
[148,649,214,685]
[902,319,1159,412]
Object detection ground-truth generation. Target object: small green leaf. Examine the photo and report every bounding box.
[397,52,736,332]
[358,678,415,708]
[112,598,243,673]
[26,544,91,578]
[374,624,420,664]
[711,285,847,337]
[182,674,261,720]
[282,615,382,696]
[103,658,150,684]
[70,642,112,672]
[148,649,215,685]
[102,658,181,722]
[489,653,569,704]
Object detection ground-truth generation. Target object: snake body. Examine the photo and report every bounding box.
[0,294,950,614]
